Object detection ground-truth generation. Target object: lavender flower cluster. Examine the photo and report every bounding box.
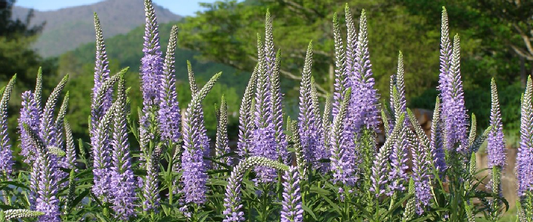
[0,1,531,221]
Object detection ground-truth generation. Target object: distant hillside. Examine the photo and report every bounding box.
[57,22,250,136]
[63,22,249,94]
[13,0,182,57]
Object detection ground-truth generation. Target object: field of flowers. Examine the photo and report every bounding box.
[0,0,531,221]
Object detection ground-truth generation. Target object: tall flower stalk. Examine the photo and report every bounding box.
[0,75,16,176]
[109,77,137,219]
[409,130,432,215]
[223,156,289,222]
[237,65,258,159]
[250,34,278,183]
[347,8,380,134]
[181,72,221,205]
[281,166,303,222]
[438,7,468,153]
[139,0,164,154]
[215,95,231,168]
[266,11,288,164]
[487,78,506,217]
[91,13,113,135]
[332,12,346,118]
[298,42,324,169]
[24,125,60,222]
[158,25,181,145]
[518,76,533,219]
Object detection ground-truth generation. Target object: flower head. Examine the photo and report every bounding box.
[109,77,137,218]
[281,166,303,222]
[158,25,181,144]
[0,75,16,174]
[518,76,533,197]
[488,79,506,169]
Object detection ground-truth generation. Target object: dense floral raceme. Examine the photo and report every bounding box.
[438,9,468,153]
[0,2,531,221]
[298,42,325,169]
[281,166,303,222]
[109,77,137,219]
[158,25,181,144]
[518,76,533,198]
[139,0,164,150]
[488,79,506,169]
[181,73,221,205]
[250,32,280,183]
[0,76,15,174]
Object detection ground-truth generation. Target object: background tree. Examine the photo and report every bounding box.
[0,0,58,169]
[0,0,49,86]
[178,0,532,136]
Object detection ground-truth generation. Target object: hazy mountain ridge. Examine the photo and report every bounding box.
[12,0,182,57]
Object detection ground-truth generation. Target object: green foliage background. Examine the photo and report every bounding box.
[4,0,532,146]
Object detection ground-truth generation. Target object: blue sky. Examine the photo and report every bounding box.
[15,0,219,16]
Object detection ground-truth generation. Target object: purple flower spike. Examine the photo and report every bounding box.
[24,125,60,222]
[140,0,164,149]
[488,79,506,169]
[91,13,113,133]
[110,78,137,219]
[264,11,288,164]
[518,76,533,197]
[345,9,380,134]
[181,73,221,205]
[19,91,41,164]
[388,126,410,194]
[438,9,468,152]
[92,100,117,201]
[332,12,346,118]
[237,66,258,159]
[237,66,258,158]
[250,35,278,183]
[158,25,181,144]
[0,75,16,175]
[330,89,356,186]
[298,42,324,168]
[409,130,432,215]
[215,95,232,167]
[281,166,303,222]
[438,7,452,98]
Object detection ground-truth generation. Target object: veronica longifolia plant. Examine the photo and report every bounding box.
[0,75,15,176]
[518,76,533,219]
[181,72,221,205]
[0,1,527,221]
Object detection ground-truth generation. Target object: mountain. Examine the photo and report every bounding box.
[12,0,182,57]
[57,22,249,136]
